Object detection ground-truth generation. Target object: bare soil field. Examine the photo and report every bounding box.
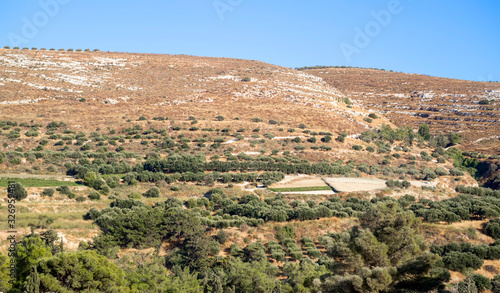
[324,177,387,192]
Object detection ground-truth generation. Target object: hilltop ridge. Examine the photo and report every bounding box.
[0,49,384,135]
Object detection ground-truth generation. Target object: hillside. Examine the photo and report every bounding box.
[0,49,382,135]
[1,50,499,292]
[304,67,500,154]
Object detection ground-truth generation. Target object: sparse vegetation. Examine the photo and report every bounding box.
[0,50,497,292]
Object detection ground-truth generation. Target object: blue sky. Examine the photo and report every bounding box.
[0,0,499,81]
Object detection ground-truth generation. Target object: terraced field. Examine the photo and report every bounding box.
[305,68,500,153]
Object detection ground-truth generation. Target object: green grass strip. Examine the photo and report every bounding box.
[0,178,81,187]
[267,186,332,192]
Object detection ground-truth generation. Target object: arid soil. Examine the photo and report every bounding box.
[306,68,500,153]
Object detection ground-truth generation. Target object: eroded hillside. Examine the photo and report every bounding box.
[305,68,500,153]
[0,49,383,135]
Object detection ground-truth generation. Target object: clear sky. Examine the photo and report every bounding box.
[0,0,499,81]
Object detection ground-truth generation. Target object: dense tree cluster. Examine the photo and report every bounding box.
[409,194,500,223]
[431,241,500,272]
[456,185,500,198]
[485,218,500,239]
[7,193,500,292]
[385,179,411,189]
[317,202,449,292]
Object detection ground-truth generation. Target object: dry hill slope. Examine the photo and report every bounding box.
[305,68,500,153]
[0,49,384,135]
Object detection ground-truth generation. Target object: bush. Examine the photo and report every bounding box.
[366,146,375,152]
[143,186,160,198]
[322,135,332,143]
[42,188,55,197]
[276,225,295,241]
[290,250,303,260]
[25,130,39,137]
[216,230,227,244]
[485,218,500,239]
[10,182,28,201]
[241,77,251,82]
[106,176,120,188]
[352,145,363,151]
[75,196,86,202]
[435,168,449,176]
[56,185,71,195]
[307,247,321,258]
[215,115,225,121]
[271,251,285,261]
[471,274,492,291]
[128,192,141,199]
[368,113,378,119]
[88,191,101,201]
[442,251,483,271]
[449,168,464,176]
[209,241,221,256]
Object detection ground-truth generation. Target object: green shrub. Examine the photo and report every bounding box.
[75,196,86,202]
[306,247,321,258]
[485,218,500,239]
[42,188,55,197]
[105,176,120,188]
[449,168,464,176]
[216,230,227,244]
[143,186,160,198]
[88,191,101,200]
[10,182,28,201]
[56,185,71,195]
[25,130,39,137]
[472,274,492,291]
[352,145,363,151]
[128,192,141,199]
[435,168,449,176]
[442,251,483,271]
[271,251,285,261]
[290,250,303,260]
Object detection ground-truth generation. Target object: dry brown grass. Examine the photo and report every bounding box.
[422,220,495,246]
